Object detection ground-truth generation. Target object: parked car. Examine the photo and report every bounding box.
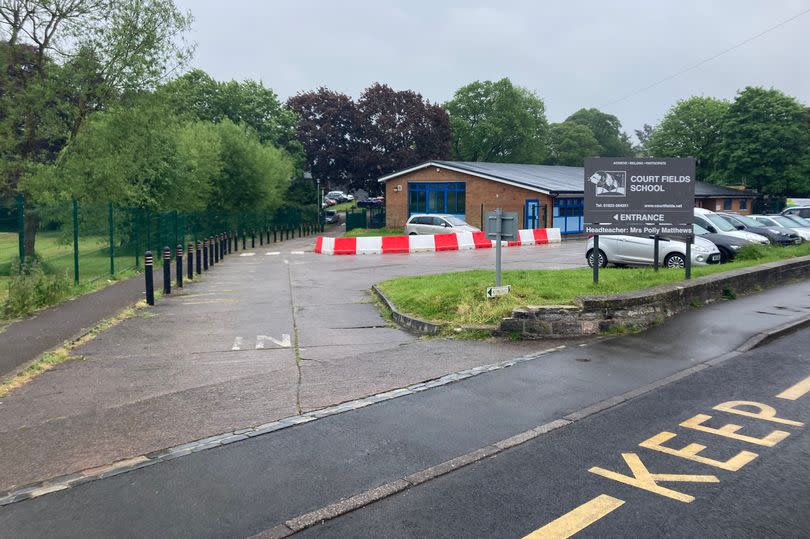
[586,234,721,268]
[750,215,810,241]
[715,212,801,246]
[781,214,810,230]
[325,191,350,203]
[323,210,340,224]
[693,223,751,263]
[357,196,384,208]
[405,214,480,235]
[693,208,769,244]
[781,206,810,219]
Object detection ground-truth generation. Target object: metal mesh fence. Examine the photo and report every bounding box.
[1,195,322,295]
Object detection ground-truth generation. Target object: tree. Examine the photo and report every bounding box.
[0,0,193,255]
[714,87,810,195]
[444,78,549,163]
[565,108,633,157]
[646,97,729,179]
[158,69,303,167]
[634,123,654,156]
[353,83,450,187]
[546,122,601,166]
[287,87,361,190]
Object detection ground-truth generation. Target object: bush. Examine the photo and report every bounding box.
[2,259,71,319]
[735,243,770,261]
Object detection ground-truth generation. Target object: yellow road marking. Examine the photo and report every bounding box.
[523,494,624,539]
[589,452,718,503]
[776,375,810,401]
[640,431,758,471]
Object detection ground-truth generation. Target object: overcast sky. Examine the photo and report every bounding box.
[174,0,810,138]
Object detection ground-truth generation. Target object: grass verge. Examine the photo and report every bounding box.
[376,242,810,326]
[0,301,144,398]
[344,227,404,238]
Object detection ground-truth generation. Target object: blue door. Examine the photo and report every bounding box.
[552,197,583,234]
[525,200,540,229]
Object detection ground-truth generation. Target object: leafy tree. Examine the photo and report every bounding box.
[445,78,549,163]
[565,107,633,157]
[634,123,654,156]
[158,69,303,167]
[546,122,601,166]
[646,97,729,179]
[714,87,810,195]
[287,87,361,190]
[0,0,193,255]
[353,83,450,187]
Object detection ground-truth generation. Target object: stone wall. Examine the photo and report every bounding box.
[500,255,810,339]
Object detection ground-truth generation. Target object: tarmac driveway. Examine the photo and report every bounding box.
[0,237,586,491]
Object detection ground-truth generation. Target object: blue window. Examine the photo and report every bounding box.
[408,182,466,216]
[723,198,732,210]
[553,197,583,234]
[739,198,747,210]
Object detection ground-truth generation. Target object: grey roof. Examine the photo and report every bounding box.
[694,181,757,198]
[380,160,758,198]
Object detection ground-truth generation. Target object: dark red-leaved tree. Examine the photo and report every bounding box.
[288,83,450,193]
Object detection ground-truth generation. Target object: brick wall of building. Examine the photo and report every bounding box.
[695,197,753,215]
[384,167,554,229]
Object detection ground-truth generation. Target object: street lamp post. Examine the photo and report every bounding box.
[316,178,321,231]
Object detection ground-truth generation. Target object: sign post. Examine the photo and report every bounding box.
[485,209,517,299]
[584,157,696,279]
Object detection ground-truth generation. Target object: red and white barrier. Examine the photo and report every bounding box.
[314,228,561,255]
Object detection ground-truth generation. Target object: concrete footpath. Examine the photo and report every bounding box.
[0,271,164,378]
[1,280,810,537]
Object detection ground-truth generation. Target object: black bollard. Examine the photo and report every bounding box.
[212,236,218,264]
[266,228,271,244]
[203,239,209,271]
[234,231,238,252]
[251,230,255,248]
[218,234,224,259]
[259,228,264,246]
[187,242,194,280]
[242,232,246,250]
[145,251,155,306]
[196,241,202,274]
[162,247,171,295]
[176,245,183,289]
[228,232,233,254]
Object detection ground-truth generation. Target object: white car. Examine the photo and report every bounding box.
[693,208,769,244]
[586,234,721,268]
[750,215,810,241]
[405,214,480,235]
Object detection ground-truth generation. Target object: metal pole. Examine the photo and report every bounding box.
[162,247,171,295]
[203,239,209,271]
[17,193,24,266]
[144,251,154,305]
[196,241,202,274]
[495,208,502,287]
[72,199,79,285]
[109,202,115,276]
[593,235,599,284]
[187,242,194,280]
[176,245,183,289]
[653,235,659,272]
[685,234,693,280]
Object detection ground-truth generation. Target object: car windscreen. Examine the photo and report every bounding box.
[693,223,712,235]
[754,216,777,226]
[445,216,468,226]
[772,216,801,227]
[732,214,763,228]
[704,213,735,232]
[786,215,810,226]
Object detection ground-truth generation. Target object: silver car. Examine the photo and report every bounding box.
[750,215,810,241]
[586,234,721,268]
[405,214,480,235]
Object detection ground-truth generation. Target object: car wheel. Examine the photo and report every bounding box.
[717,247,731,263]
[409,232,417,236]
[586,249,607,268]
[664,253,686,268]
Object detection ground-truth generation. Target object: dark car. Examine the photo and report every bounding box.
[324,210,340,224]
[716,212,801,246]
[693,223,750,263]
[357,196,384,208]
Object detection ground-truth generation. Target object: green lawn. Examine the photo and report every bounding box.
[330,201,357,212]
[377,243,810,326]
[344,228,404,238]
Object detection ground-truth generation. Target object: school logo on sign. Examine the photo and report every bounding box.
[588,170,627,197]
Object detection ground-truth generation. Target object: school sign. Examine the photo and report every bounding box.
[584,157,696,236]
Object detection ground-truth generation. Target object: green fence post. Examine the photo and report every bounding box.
[108,202,115,276]
[72,199,79,285]
[17,193,25,267]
